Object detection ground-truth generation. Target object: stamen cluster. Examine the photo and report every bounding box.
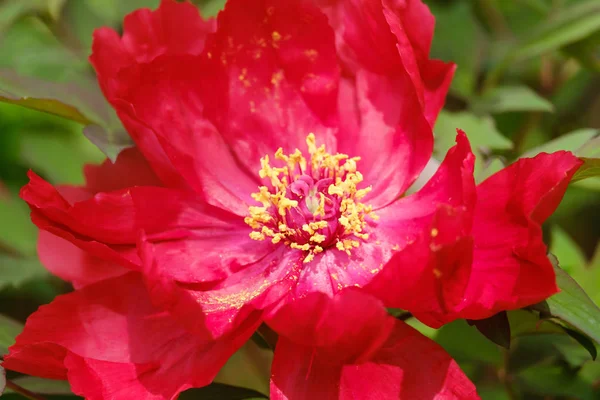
[245,134,378,263]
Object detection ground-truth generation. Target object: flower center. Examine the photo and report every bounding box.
[244,134,378,263]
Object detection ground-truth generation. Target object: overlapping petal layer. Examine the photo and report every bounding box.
[369,150,582,328]
[269,290,478,400]
[3,273,257,400]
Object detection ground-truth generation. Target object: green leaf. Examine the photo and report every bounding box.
[513,1,600,61]
[20,129,105,185]
[0,197,37,256]
[0,0,42,33]
[532,255,600,345]
[0,69,133,161]
[474,85,554,114]
[562,326,598,361]
[475,384,510,400]
[61,0,160,50]
[434,320,502,367]
[570,244,600,307]
[507,309,563,338]
[0,18,86,80]
[467,311,511,349]
[434,111,512,174]
[83,124,134,163]
[47,0,68,20]
[193,0,226,17]
[0,69,98,125]
[577,134,600,158]
[7,377,73,395]
[178,383,267,400]
[0,91,91,125]
[521,128,598,158]
[0,256,47,291]
[571,157,600,183]
[215,341,271,395]
[0,314,23,355]
[428,1,482,98]
[550,227,587,275]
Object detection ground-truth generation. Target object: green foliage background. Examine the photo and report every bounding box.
[0,0,599,399]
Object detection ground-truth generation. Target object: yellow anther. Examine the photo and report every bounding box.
[250,231,265,240]
[246,134,377,262]
[310,233,326,243]
[328,184,345,197]
[302,224,314,235]
[431,228,439,237]
[275,148,288,162]
[277,197,298,216]
[291,243,310,251]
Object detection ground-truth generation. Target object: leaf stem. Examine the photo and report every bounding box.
[5,380,48,400]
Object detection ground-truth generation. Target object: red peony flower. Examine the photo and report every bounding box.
[3,0,582,399]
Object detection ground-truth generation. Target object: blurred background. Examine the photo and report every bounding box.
[0,0,599,399]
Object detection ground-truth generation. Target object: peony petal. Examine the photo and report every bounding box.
[196,0,340,177]
[325,0,455,204]
[108,56,260,215]
[22,172,254,282]
[337,70,434,208]
[142,240,302,339]
[366,205,473,327]
[34,148,159,288]
[83,147,161,193]
[269,290,478,400]
[381,0,456,125]
[361,131,475,326]
[455,151,583,321]
[90,0,216,191]
[91,0,214,92]
[3,273,258,400]
[266,289,393,355]
[37,231,127,289]
[376,130,476,251]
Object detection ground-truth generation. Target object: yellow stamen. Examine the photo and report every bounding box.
[245,134,376,262]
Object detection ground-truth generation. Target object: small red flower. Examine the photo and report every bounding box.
[3,0,582,399]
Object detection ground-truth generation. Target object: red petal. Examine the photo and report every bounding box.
[90,0,216,191]
[381,0,455,125]
[142,241,302,339]
[22,172,252,282]
[270,290,478,400]
[35,148,158,288]
[457,151,583,320]
[4,273,258,400]
[83,147,161,193]
[37,231,127,289]
[366,206,473,327]
[200,0,340,165]
[327,0,454,204]
[376,130,475,251]
[337,70,434,208]
[90,0,215,100]
[364,131,475,325]
[108,58,260,215]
